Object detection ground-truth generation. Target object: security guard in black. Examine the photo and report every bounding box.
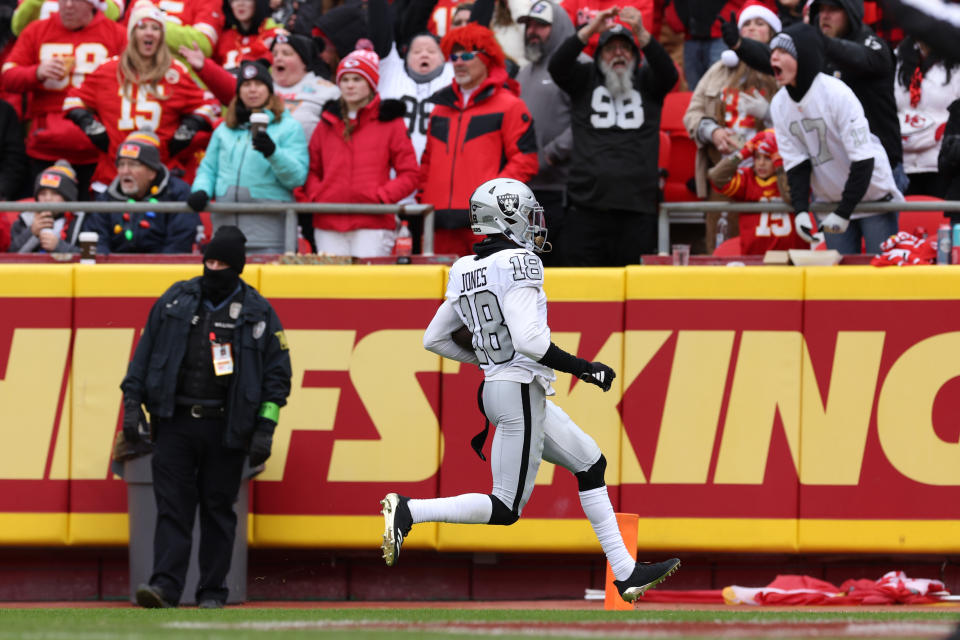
[120,225,292,609]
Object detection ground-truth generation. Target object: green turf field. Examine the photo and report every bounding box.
[0,607,959,640]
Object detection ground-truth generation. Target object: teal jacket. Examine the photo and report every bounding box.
[193,108,308,202]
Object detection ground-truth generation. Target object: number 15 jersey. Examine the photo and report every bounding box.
[446,247,556,389]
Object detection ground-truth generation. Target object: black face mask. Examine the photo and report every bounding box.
[201,266,240,304]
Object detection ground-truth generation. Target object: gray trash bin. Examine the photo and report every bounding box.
[122,454,255,605]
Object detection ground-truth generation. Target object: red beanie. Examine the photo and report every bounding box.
[336,49,380,90]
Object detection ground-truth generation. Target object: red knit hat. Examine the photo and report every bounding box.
[336,49,380,90]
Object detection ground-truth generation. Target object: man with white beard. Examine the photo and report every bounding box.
[548,6,677,266]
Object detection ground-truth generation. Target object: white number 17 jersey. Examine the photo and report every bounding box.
[446,248,555,386]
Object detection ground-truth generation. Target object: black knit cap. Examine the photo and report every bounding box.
[34,159,79,201]
[237,60,274,95]
[204,225,247,273]
[272,30,315,67]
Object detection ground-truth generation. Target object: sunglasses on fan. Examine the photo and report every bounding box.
[450,50,484,62]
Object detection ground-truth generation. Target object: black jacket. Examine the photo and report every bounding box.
[120,277,292,450]
[0,97,26,201]
[84,166,199,254]
[549,30,678,214]
[739,0,902,167]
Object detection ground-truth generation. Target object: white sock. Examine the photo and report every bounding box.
[579,486,636,581]
[408,493,493,524]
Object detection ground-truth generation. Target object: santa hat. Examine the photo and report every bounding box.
[127,0,166,40]
[83,0,109,11]
[738,0,782,34]
[441,23,505,70]
[336,48,380,89]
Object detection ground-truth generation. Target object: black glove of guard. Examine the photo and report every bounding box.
[168,114,208,157]
[252,130,276,158]
[66,108,109,152]
[718,11,740,49]
[578,362,616,392]
[186,190,209,212]
[122,399,142,443]
[248,429,273,467]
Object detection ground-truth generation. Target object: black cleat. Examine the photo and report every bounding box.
[380,492,412,567]
[135,583,174,608]
[613,558,681,603]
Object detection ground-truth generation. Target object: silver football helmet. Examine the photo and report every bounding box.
[469,178,550,253]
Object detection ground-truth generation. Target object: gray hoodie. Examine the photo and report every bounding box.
[516,1,577,192]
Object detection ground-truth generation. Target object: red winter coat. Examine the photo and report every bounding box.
[418,66,539,229]
[304,95,419,232]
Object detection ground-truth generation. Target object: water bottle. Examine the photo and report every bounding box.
[937,223,951,265]
[952,223,960,265]
[716,212,729,249]
[193,224,206,254]
[395,220,413,264]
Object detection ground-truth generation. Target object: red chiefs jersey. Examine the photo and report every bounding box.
[124,0,225,48]
[2,12,127,162]
[63,57,218,185]
[214,21,277,70]
[717,167,808,254]
[427,0,459,37]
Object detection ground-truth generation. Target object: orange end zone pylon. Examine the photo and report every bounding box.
[603,512,638,610]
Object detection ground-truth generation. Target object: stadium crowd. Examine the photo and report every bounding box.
[0,0,954,262]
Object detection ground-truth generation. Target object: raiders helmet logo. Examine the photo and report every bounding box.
[497,193,519,215]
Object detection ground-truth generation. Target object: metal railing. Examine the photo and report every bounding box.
[658,199,960,254]
[8,201,437,255]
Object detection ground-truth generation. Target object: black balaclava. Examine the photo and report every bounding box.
[770,22,825,102]
[202,225,246,304]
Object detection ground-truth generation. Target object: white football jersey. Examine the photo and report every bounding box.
[446,248,556,388]
[377,44,455,161]
[772,73,903,219]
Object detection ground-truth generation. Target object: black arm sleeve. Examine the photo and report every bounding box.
[879,0,960,63]
[537,342,591,377]
[640,36,680,100]
[735,37,774,75]
[366,0,394,57]
[835,157,875,219]
[823,35,893,79]
[548,34,592,96]
[396,0,439,49]
[786,159,813,212]
[469,0,493,26]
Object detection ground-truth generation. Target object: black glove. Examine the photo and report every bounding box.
[252,130,276,158]
[940,134,960,175]
[578,362,616,392]
[66,108,109,152]
[186,190,209,212]
[122,399,142,443]
[718,11,740,49]
[168,114,208,157]
[248,429,273,467]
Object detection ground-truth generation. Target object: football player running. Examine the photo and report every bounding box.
[380,178,680,603]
